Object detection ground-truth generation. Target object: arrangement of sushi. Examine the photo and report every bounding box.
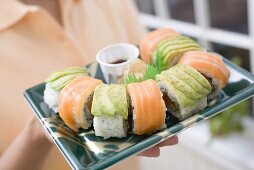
[43,27,230,139]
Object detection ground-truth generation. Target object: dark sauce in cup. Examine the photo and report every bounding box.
[110,59,127,64]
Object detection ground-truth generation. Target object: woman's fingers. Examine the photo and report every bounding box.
[156,135,178,147]
[137,135,178,157]
[28,116,53,143]
[137,146,160,157]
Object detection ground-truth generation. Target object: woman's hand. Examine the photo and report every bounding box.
[0,116,52,170]
[138,135,178,157]
[28,116,52,143]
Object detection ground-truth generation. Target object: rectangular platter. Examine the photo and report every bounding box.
[24,58,254,170]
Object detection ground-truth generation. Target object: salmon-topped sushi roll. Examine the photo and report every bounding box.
[58,76,102,131]
[127,80,166,135]
[179,51,230,99]
[140,28,180,63]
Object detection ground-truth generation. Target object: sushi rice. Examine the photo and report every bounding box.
[44,83,59,113]
[93,115,128,139]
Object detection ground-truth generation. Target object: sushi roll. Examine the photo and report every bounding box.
[120,59,147,84]
[44,66,88,112]
[127,80,166,135]
[58,76,102,131]
[156,64,211,120]
[154,35,202,69]
[178,51,230,99]
[140,28,180,63]
[127,58,147,77]
[91,84,129,139]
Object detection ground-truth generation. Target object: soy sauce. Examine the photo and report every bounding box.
[110,59,127,64]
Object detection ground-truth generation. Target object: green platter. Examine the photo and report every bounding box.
[24,59,254,170]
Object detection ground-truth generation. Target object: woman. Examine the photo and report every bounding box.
[0,0,178,169]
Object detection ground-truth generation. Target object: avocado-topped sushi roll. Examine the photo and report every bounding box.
[127,80,166,135]
[58,76,102,131]
[178,51,230,99]
[153,35,202,69]
[91,84,129,139]
[139,28,180,63]
[44,66,88,112]
[156,64,211,120]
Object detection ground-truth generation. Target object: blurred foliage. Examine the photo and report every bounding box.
[209,56,250,137]
[209,100,249,137]
[230,56,242,66]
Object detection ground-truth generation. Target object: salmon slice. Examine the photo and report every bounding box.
[58,76,102,131]
[140,28,180,63]
[179,51,230,88]
[127,80,166,135]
